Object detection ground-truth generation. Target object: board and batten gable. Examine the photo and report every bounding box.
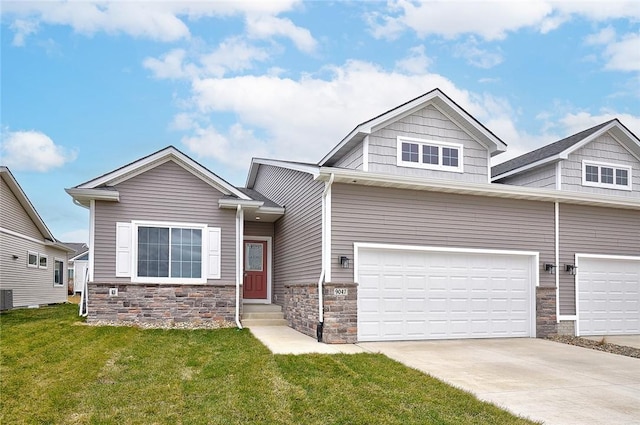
[0,174,68,306]
[562,133,640,197]
[93,160,236,283]
[495,163,557,189]
[330,183,556,288]
[251,164,323,304]
[366,104,490,182]
[558,204,640,316]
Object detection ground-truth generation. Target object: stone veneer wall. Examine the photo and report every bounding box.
[87,283,237,324]
[536,287,557,337]
[283,282,358,344]
[557,320,575,336]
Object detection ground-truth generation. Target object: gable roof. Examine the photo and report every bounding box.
[65,242,89,260]
[1,166,74,252]
[246,158,320,188]
[492,119,640,179]
[67,146,251,206]
[320,88,508,167]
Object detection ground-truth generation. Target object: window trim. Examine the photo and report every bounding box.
[582,160,632,191]
[39,254,48,269]
[53,258,64,287]
[396,136,464,173]
[131,220,209,284]
[27,251,38,268]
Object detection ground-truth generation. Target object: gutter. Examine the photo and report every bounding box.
[317,173,335,342]
[235,205,244,329]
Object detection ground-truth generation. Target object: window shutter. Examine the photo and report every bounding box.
[115,222,132,277]
[206,227,221,279]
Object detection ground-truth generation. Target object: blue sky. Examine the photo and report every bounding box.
[1,1,639,244]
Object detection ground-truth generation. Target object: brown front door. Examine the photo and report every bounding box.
[243,240,268,299]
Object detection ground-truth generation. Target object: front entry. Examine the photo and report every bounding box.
[243,240,268,299]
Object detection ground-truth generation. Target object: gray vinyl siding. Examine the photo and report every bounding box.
[251,165,322,304]
[93,160,236,283]
[333,142,363,169]
[367,104,489,183]
[331,183,556,289]
[244,221,274,238]
[496,163,557,189]
[562,133,640,197]
[0,230,67,307]
[1,175,43,240]
[558,204,640,315]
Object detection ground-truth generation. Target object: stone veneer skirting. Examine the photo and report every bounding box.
[536,286,557,337]
[86,283,237,325]
[283,282,358,344]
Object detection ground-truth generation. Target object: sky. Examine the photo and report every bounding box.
[1,0,639,245]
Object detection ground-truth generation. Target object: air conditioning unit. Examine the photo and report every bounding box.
[0,289,13,311]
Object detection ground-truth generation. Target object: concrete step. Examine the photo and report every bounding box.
[243,304,282,313]
[242,318,289,327]
[242,311,286,320]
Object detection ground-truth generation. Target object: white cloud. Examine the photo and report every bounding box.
[585,26,616,46]
[453,37,503,69]
[245,15,317,53]
[602,33,640,72]
[143,49,197,80]
[200,37,271,77]
[1,130,77,172]
[395,45,432,74]
[559,111,640,136]
[368,0,639,41]
[59,228,90,245]
[3,1,307,45]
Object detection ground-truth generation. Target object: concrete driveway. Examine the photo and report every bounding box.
[358,338,640,425]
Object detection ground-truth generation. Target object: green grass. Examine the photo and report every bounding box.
[1,305,538,424]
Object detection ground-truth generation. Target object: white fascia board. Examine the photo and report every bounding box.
[218,198,263,209]
[563,121,640,161]
[47,241,77,253]
[319,167,640,210]
[491,154,563,181]
[77,147,250,200]
[318,130,367,166]
[69,250,90,261]
[246,158,320,187]
[256,206,285,215]
[65,188,120,207]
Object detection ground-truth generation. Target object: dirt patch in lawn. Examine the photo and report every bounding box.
[547,335,640,358]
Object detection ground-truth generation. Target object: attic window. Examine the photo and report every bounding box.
[397,137,463,172]
[582,161,631,191]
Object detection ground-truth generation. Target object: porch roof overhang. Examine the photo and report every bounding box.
[316,167,640,211]
[218,198,285,222]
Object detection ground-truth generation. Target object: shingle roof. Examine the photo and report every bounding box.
[235,188,282,208]
[492,120,616,178]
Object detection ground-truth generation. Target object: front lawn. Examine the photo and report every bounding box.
[0,304,537,424]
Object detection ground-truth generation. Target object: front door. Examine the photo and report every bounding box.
[243,240,268,299]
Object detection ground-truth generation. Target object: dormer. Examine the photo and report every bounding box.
[319,89,507,184]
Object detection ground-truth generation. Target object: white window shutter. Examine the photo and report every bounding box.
[115,222,132,277]
[207,227,221,279]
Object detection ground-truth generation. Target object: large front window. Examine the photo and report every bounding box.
[137,226,202,279]
[397,137,463,172]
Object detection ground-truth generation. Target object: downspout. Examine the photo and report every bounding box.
[317,173,335,342]
[235,205,244,329]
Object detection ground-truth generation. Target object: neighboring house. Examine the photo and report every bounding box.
[65,242,89,294]
[66,89,640,343]
[1,166,74,308]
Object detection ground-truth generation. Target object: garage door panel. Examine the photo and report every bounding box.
[357,247,535,341]
[578,256,640,336]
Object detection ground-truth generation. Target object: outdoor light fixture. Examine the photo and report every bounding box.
[544,263,556,274]
[12,255,19,260]
[339,256,351,269]
[565,264,577,275]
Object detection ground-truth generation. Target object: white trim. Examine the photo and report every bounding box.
[362,135,369,172]
[325,178,333,282]
[88,200,95,283]
[246,158,320,188]
[574,253,640,336]
[487,150,491,184]
[581,160,632,191]
[318,167,640,210]
[38,254,48,269]
[555,202,560,323]
[53,257,65,287]
[130,220,212,284]
[555,161,562,190]
[27,250,38,268]
[242,236,272,304]
[353,242,539,338]
[0,227,45,245]
[492,156,562,181]
[396,136,464,173]
[558,315,577,321]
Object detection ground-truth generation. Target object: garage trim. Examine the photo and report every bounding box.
[575,253,640,336]
[354,243,540,339]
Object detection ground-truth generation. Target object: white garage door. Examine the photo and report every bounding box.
[577,255,640,336]
[357,246,536,342]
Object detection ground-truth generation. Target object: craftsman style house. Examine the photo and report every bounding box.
[67,89,640,343]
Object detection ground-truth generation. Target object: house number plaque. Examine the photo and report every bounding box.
[333,288,348,296]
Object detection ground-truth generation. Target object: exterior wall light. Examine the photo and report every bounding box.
[12,255,19,260]
[339,256,351,269]
[544,263,556,274]
[565,264,577,275]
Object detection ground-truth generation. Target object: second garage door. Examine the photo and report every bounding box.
[356,245,537,342]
